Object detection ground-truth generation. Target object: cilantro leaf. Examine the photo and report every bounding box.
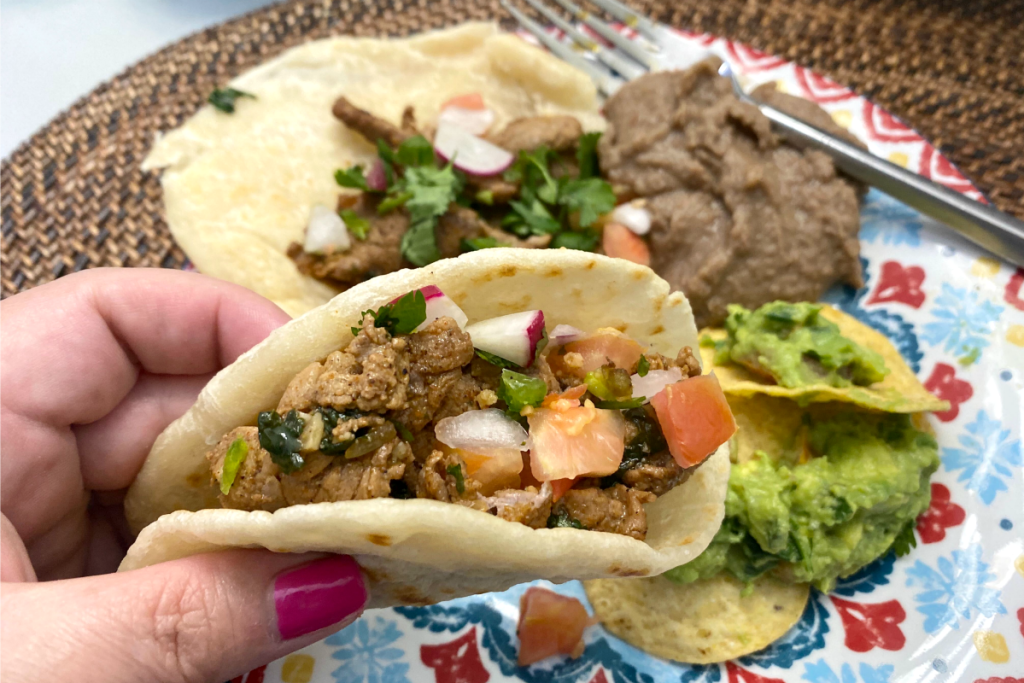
[551,231,599,251]
[398,164,463,266]
[506,147,558,205]
[339,209,370,240]
[396,135,435,167]
[401,220,441,267]
[335,166,370,191]
[461,237,505,252]
[576,131,602,179]
[497,369,548,414]
[208,87,255,113]
[559,177,616,228]
[446,464,466,494]
[391,420,414,442]
[893,521,918,558]
[219,437,249,494]
[257,410,305,474]
[353,290,427,336]
[476,349,520,368]
[509,199,562,236]
[378,191,413,214]
[377,139,399,167]
[547,510,585,529]
[637,355,650,377]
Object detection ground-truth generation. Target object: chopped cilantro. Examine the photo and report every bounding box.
[547,510,585,529]
[446,464,466,494]
[219,437,249,494]
[257,410,305,473]
[637,355,650,377]
[508,199,562,236]
[576,131,602,179]
[335,166,370,191]
[560,177,616,228]
[461,236,505,252]
[208,87,255,113]
[398,163,463,266]
[316,406,358,454]
[339,209,370,240]
[551,231,599,251]
[353,290,427,337]
[378,191,413,214]
[892,521,918,557]
[392,420,414,442]
[506,147,558,205]
[497,369,548,414]
[401,221,441,266]
[396,135,435,167]
[476,349,520,369]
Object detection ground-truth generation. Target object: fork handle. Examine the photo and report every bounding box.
[756,105,1024,268]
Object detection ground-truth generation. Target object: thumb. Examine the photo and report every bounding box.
[0,550,368,683]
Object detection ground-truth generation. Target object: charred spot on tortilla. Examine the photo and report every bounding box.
[200,283,734,541]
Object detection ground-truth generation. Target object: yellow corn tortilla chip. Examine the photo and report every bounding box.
[701,305,949,413]
[728,395,811,465]
[584,574,809,664]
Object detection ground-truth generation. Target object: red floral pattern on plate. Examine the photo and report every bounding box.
[231,665,266,683]
[725,662,786,683]
[916,483,966,543]
[421,627,490,683]
[923,363,974,422]
[919,143,977,196]
[862,100,920,143]
[725,43,787,72]
[794,66,856,103]
[1005,268,1024,311]
[868,261,926,308]
[830,597,906,652]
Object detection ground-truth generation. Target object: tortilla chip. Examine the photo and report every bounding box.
[701,305,949,413]
[584,574,809,664]
[120,250,731,608]
[728,395,811,466]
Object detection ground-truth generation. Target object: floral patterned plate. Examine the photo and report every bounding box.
[229,26,1024,683]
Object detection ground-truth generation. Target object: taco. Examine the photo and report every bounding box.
[121,250,734,607]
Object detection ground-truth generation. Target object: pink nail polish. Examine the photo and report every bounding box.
[274,555,367,640]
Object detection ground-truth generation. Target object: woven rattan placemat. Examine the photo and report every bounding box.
[2,0,1021,297]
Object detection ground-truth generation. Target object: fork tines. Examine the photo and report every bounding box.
[502,0,661,96]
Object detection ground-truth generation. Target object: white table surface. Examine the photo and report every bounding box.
[1,0,277,158]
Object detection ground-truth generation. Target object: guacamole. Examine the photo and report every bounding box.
[715,302,890,388]
[666,411,939,592]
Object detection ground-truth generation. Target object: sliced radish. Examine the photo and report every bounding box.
[549,324,586,347]
[435,408,529,452]
[437,106,496,136]
[304,204,350,254]
[433,121,514,177]
[631,367,683,401]
[611,201,652,235]
[392,285,468,330]
[466,310,546,367]
[366,158,388,191]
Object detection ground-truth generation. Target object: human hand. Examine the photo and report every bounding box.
[0,269,368,683]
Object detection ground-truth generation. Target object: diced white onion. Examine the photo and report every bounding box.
[437,106,496,136]
[435,408,530,452]
[611,202,652,236]
[631,367,683,401]
[304,204,350,254]
[549,324,586,346]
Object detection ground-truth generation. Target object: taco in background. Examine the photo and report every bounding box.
[121,250,734,608]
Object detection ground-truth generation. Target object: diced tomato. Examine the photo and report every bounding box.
[517,587,590,666]
[528,405,626,481]
[441,93,486,110]
[541,384,587,409]
[448,445,523,496]
[550,477,578,502]
[548,332,645,380]
[603,222,650,266]
[650,373,737,468]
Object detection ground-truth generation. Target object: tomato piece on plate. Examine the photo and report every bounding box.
[528,405,626,481]
[517,587,590,666]
[603,222,650,266]
[650,373,737,468]
[548,332,644,379]
[442,93,486,110]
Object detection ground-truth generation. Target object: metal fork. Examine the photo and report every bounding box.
[503,0,1024,267]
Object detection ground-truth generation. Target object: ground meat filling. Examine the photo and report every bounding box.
[206,315,706,539]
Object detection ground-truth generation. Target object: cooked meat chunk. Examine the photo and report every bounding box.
[599,58,862,327]
[488,115,583,153]
[333,96,413,148]
[487,484,553,528]
[435,205,550,257]
[413,449,485,507]
[619,451,690,496]
[281,439,413,503]
[643,346,701,378]
[400,105,418,134]
[288,195,409,289]
[316,316,410,412]
[208,427,285,511]
[465,174,520,204]
[530,349,563,393]
[277,362,323,413]
[332,413,387,443]
[751,83,866,151]
[555,484,656,540]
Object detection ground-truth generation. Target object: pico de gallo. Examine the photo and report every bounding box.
[205,286,736,540]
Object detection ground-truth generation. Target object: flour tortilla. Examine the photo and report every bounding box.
[143,22,604,317]
[121,250,730,608]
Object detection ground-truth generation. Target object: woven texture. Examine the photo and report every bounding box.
[2,0,1022,297]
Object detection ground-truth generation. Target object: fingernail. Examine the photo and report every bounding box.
[274,555,367,640]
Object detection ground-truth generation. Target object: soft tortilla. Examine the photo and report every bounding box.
[584,574,809,664]
[700,305,949,413]
[143,22,604,317]
[121,250,730,608]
